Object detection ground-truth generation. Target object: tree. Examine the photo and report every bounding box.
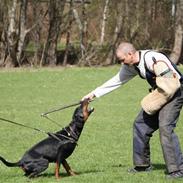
[0,0,182,67]
[42,0,66,66]
[104,0,123,65]
[16,0,29,65]
[170,0,183,64]
[63,0,74,66]
[4,0,19,67]
[73,2,89,66]
[1,0,38,67]
[0,0,8,65]
[100,0,110,45]
[31,1,48,66]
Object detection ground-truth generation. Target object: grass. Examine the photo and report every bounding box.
[0,66,183,183]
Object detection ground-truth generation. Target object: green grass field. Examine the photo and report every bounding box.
[0,66,183,183]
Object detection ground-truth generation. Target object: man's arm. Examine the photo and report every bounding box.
[82,65,137,101]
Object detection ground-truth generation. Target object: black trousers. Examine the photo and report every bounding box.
[133,84,183,173]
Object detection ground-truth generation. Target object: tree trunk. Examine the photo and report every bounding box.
[104,1,123,65]
[80,0,88,58]
[100,0,109,45]
[42,0,66,66]
[5,0,19,67]
[32,2,48,66]
[63,0,74,66]
[171,0,176,17]
[17,0,28,65]
[170,0,183,64]
[73,7,87,65]
[32,1,41,66]
[0,0,7,65]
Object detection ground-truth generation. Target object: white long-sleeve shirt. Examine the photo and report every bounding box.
[92,50,182,98]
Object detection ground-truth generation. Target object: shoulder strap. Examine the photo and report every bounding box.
[143,50,155,73]
[142,51,156,87]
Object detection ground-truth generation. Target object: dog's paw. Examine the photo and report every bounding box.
[28,173,39,179]
[55,175,61,179]
[69,170,77,176]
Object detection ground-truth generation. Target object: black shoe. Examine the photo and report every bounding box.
[166,171,183,179]
[128,165,153,173]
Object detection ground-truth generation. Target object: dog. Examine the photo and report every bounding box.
[0,100,94,179]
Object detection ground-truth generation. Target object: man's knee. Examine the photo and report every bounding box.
[159,124,175,143]
[133,122,147,139]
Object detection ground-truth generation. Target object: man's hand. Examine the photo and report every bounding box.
[81,92,95,102]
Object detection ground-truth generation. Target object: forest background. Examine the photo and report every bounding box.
[0,0,183,67]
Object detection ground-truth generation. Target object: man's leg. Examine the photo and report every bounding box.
[133,109,159,167]
[158,87,183,173]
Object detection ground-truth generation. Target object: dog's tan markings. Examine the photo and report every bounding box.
[82,100,89,121]
[55,161,60,179]
[62,159,77,176]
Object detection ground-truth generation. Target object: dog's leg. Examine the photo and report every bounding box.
[62,159,77,176]
[55,150,64,179]
[24,158,49,178]
[55,161,61,179]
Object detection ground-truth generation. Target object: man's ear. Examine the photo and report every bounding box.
[128,52,132,56]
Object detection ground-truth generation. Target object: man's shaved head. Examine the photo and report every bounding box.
[116,42,139,65]
[116,42,136,55]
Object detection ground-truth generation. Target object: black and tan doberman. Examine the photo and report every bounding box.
[0,100,94,179]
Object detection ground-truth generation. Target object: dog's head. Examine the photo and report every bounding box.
[72,99,94,122]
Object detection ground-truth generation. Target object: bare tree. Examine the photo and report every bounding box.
[63,0,74,66]
[4,0,19,67]
[31,1,48,66]
[2,0,39,67]
[80,0,88,58]
[170,0,183,64]
[171,0,176,17]
[32,1,42,66]
[16,0,29,65]
[0,0,182,67]
[42,0,66,66]
[100,0,110,45]
[73,9,82,40]
[73,5,88,66]
[0,0,8,65]
[104,0,123,65]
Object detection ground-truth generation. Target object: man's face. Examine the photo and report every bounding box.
[116,51,134,66]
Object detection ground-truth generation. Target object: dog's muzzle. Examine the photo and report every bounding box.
[88,107,94,115]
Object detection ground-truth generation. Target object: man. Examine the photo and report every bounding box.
[82,42,183,179]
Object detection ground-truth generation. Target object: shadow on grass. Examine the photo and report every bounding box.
[27,164,166,179]
[152,163,166,170]
[111,163,166,171]
[37,169,103,178]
